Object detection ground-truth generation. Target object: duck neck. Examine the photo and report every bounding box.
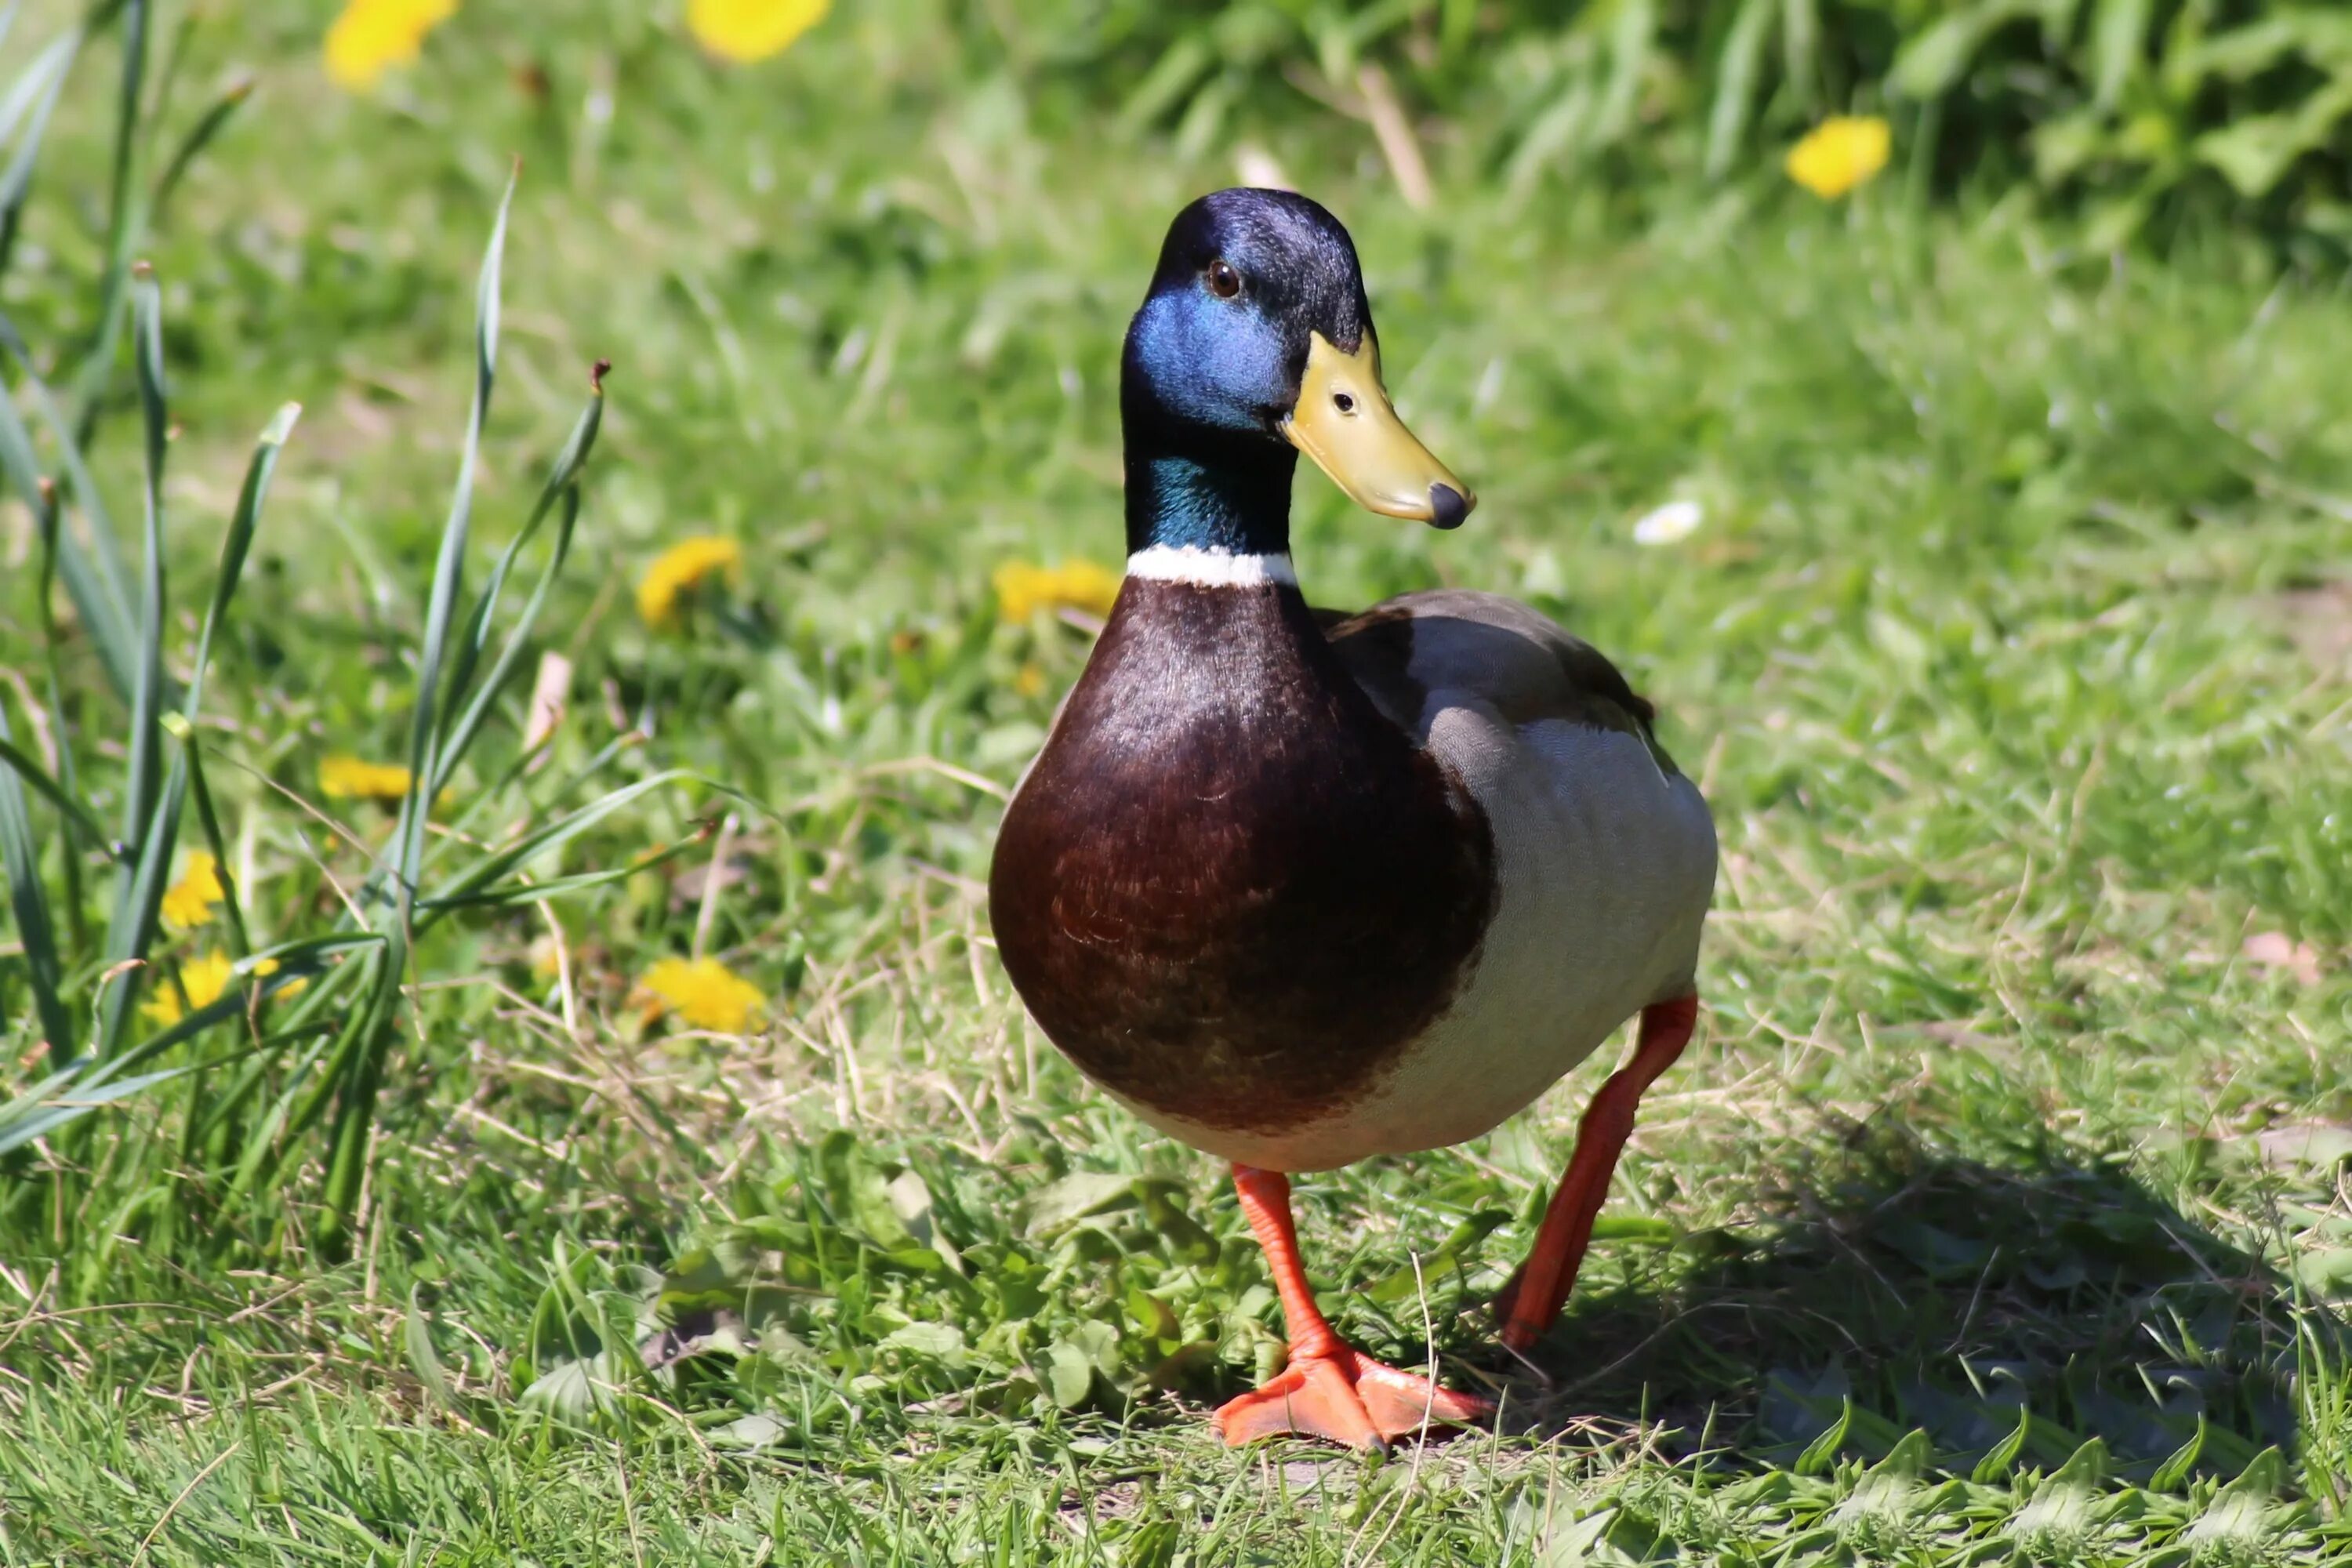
[1123,439,1298,565]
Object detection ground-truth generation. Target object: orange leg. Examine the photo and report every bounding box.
[1494,995,1699,1352]
[1212,1166,1493,1452]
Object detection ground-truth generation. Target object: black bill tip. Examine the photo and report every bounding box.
[1428,482,1471,530]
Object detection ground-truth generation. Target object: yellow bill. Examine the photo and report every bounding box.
[1279,330,1475,528]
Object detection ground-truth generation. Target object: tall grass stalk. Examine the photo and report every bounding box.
[2,5,642,1266]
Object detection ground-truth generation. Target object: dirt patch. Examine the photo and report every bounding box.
[2269,583,2352,675]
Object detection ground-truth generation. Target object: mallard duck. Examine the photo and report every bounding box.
[989,189,1717,1451]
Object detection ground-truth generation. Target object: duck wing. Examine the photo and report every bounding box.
[1322,588,1678,774]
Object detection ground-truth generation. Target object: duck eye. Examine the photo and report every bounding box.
[1207,260,1242,299]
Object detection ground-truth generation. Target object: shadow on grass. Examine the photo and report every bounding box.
[1468,1120,2329,1483]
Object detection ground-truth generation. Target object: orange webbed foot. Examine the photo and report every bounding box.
[1211,1345,1493,1453]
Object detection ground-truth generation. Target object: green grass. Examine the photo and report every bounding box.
[4,2,2352,1563]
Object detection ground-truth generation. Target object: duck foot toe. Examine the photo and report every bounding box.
[1211,1347,1492,1453]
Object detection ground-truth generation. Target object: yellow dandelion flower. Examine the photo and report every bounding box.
[1014,662,1047,698]
[143,953,292,1027]
[319,754,416,801]
[1785,116,1891,200]
[324,0,457,92]
[993,559,1122,624]
[143,950,234,1026]
[636,956,767,1033]
[161,851,227,929]
[638,536,745,630]
[688,0,832,64]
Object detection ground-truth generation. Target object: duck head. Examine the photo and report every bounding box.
[1121,188,1474,557]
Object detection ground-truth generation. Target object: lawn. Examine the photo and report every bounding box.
[4,2,2352,1563]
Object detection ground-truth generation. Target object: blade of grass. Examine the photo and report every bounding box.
[391,169,514,910]
[0,732,117,859]
[130,401,305,1171]
[215,1015,341,1194]
[303,177,517,1250]
[423,720,647,886]
[0,694,72,1059]
[1707,0,1777,181]
[188,401,299,718]
[0,1065,200,1156]
[433,364,607,793]
[1780,0,1820,116]
[162,717,247,959]
[148,71,251,226]
[98,758,182,1056]
[307,938,405,1227]
[1593,0,1657,148]
[418,817,713,913]
[0,24,75,278]
[70,0,150,445]
[30,478,91,953]
[0,958,312,1157]
[413,768,701,924]
[2,947,321,1151]
[143,405,298,966]
[238,933,394,971]
[0,334,129,702]
[95,263,172,1056]
[0,314,138,696]
[193,949,372,1167]
[534,728,650,815]
[140,0,196,144]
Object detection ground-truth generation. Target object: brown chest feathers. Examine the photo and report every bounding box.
[988,578,1497,1134]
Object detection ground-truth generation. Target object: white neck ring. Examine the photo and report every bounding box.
[1123,546,1298,588]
